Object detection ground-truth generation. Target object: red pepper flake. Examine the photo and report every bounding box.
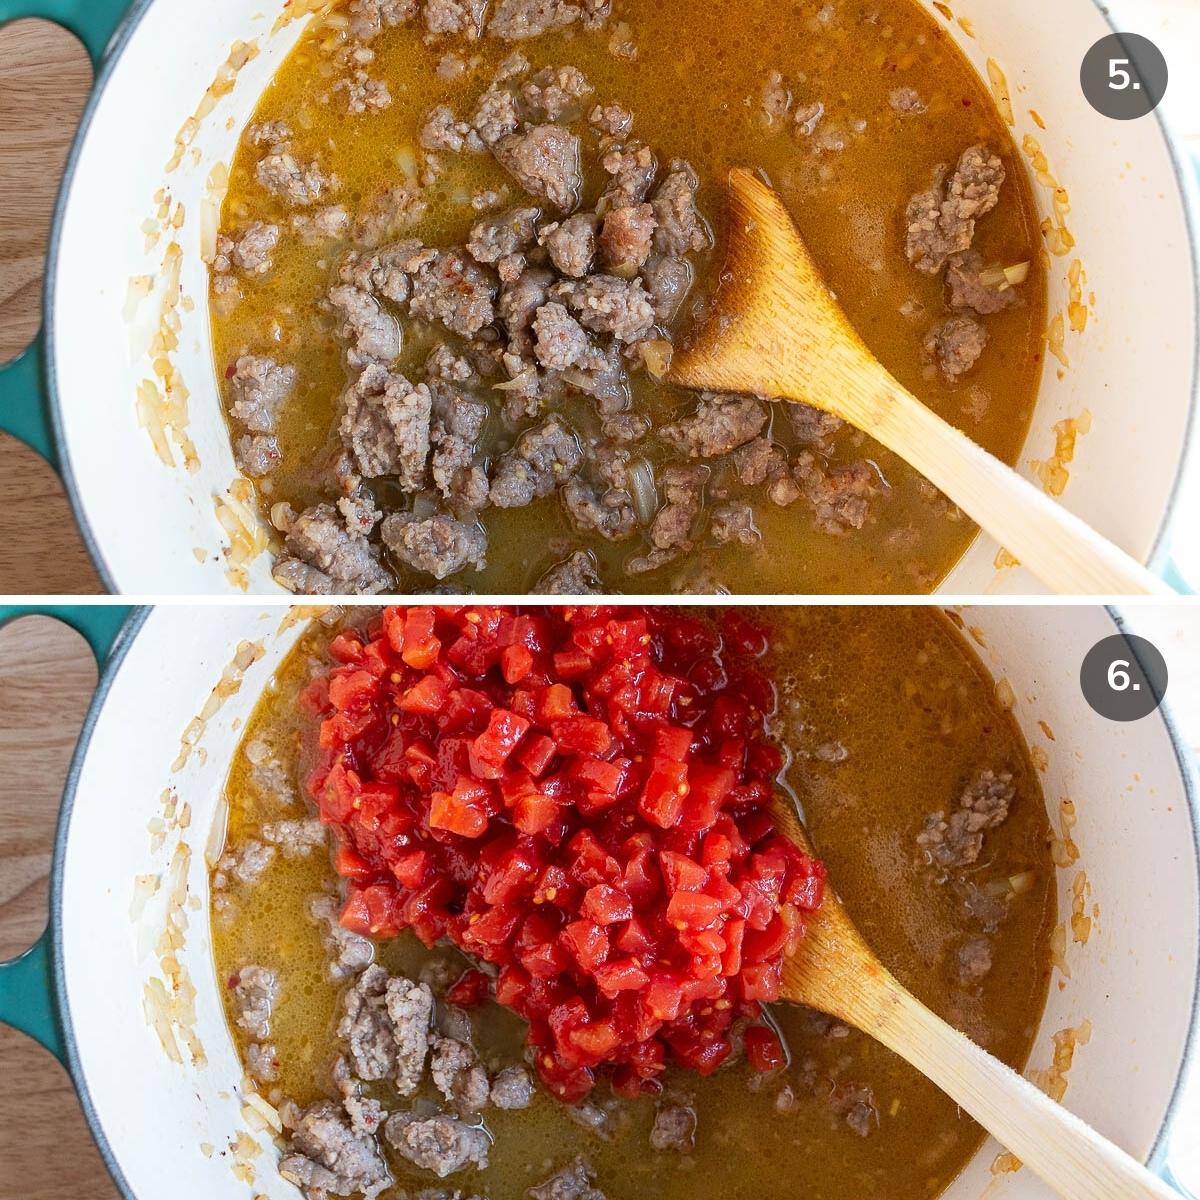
[305,605,824,1102]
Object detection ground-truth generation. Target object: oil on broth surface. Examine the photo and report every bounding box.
[211,0,1046,594]
[212,607,1055,1200]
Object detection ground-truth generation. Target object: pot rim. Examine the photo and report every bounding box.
[37,0,1200,596]
[42,602,1200,1200]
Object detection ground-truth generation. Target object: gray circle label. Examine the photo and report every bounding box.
[1080,634,1168,722]
[1080,33,1168,120]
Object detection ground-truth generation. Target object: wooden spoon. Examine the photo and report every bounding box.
[771,798,1178,1200]
[667,169,1169,596]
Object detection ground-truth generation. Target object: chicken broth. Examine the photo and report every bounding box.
[211,606,1056,1200]
[210,0,1045,595]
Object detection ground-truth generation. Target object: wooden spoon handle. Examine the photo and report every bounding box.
[856,384,1169,595]
[869,985,1177,1200]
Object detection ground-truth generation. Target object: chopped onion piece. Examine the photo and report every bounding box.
[1009,870,1037,895]
[627,458,658,525]
[641,338,673,379]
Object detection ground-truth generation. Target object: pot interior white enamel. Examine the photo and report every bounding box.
[54,604,1199,1200]
[47,0,1199,594]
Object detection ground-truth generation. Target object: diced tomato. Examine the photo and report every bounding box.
[639,760,689,828]
[501,643,534,684]
[399,674,448,715]
[744,1025,787,1072]
[446,968,492,1008]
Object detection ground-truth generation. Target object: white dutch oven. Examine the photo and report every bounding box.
[0,0,1196,594]
[0,603,1195,1199]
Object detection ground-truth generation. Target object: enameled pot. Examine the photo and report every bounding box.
[0,603,1195,1198]
[0,0,1196,593]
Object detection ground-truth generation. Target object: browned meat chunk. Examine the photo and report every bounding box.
[534,550,603,594]
[423,0,487,36]
[232,964,279,1040]
[246,1041,280,1083]
[905,144,1005,274]
[490,1065,535,1109]
[347,0,418,41]
[280,1101,392,1200]
[498,266,554,355]
[600,143,656,209]
[472,85,521,145]
[430,385,489,509]
[710,501,760,545]
[430,1036,490,1112]
[924,315,987,379]
[279,503,392,593]
[340,239,428,305]
[215,840,275,888]
[831,1083,879,1138]
[422,104,476,152]
[946,250,1020,315]
[214,221,278,277]
[599,202,656,274]
[339,365,431,486]
[552,274,654,342]
[306,893,375,980]
[651,160,709,256]
[785,401,843,446]
[490,416,582,506]
[661,394,767,458]
[384,1112,490,1177]
[890,86,926,113]
[467,206,540,282]
[256,152,332,206]
[521,65,593,122]
[260,818,326,857]
[292,206,351,243]
[562,445,637,540]
[793,453,880,534]
[235,432,280,479]
[493,124,583,212]
[229,354,295,433]
[529,1159,606,1200]
[590,101,632,137]
[627,464,707,573]
[640,254,691,324]
[917,770,1015,870]
[410,249,497,337]
[544,213,599,277]
[488,0,583,41]
[533,302,591,369]
[382,510,487,578]
[649,1104,696,1152]
[328,284,401,366]
[734,437,799,506]
[353,184,427,246]
[958,936,994,984]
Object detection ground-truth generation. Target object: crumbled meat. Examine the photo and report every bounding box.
[493,124,583,212]
[490,1065,534,1109]
[338,365,431,486]
[273,559,340,595]
[307,893,375,980]
[427,344,477,383]
[423,0,487,36]
[831,1083,879,1138]
[229,355,296,434]
[889,86,926,113]
[328,284,402,367]
[534,550,603,593]
[423,104,476,152]
[561,445,637,539]
[214,221,279,276]
[529,1158,606,1200]
[958,936,994,984]
[627,464,707,573]
[924,315,988,379]
[410,249,497,337]
[430,1037,491,1112]
[343,239,428,304]
[353,184,428,246]
[532,302,592,369]
[785,401,843,446]
[246,1041,280,1083]
[339,492,382,537]
[734,437,797,505]
[472,86,521,145]
[710,501,760,545]
[498,266,555,354]
[792,453,880,534]
[334,70,393,114]
[384,1112,490,1178]
[521,65,593,122]
[387,976,437,1095]
[946,250,1020,315]
[649,1104,696,1153]
[430,385,490,509]
[280,1101,391,1200]
[260,818,326,857]
[246,119,292,148]
[381,511,488,579]
[543,213,599,277]
[488,0,584,41]
[347,0,418,41]
[467,206,540,283]
[490,416,582,506]
[552,274,654,342]
[600,144,656,207]
[639,254,691,324]
[660,394,767,458]
[598,202,656,274]
[216,840,276,888]
[256,152,332,207]
[588,101,632,137]
[905,144,1006,273]
[235,432,281,477]
[282,503,392,593]
[651,161,709,256]
[760,70,792,125]
[293,206,351,243]
[232,964,279,1040]
[917,770,1016,870]
[339,965,399,1082]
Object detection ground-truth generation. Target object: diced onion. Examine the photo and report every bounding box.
[626,458,658,526]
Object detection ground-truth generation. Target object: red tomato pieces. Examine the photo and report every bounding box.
[305,605,824,1100]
